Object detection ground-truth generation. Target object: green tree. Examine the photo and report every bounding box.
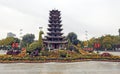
[102,35,113,50]
[14,38,20,43]
[83,41,88,47]
[67,32,77,44]
[20,41,27,48]
[88,37,96,47]
[112,36,120,45]
[0,37,14,45]
[22,34,35,47]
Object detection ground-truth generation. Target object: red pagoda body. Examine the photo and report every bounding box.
[44,10,67,50]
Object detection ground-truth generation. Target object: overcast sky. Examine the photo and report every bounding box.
[0,0,120,40]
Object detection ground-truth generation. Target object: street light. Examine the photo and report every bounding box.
[39,26,44,38]
[85,30,88,40]
[39,27,43,31]
[19,29,23,49]
[85,30,88,47]
[20,29,23,39]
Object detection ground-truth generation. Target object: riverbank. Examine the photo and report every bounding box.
[0,58,120,63]
[0,55,120,63]
[1,50,120,63]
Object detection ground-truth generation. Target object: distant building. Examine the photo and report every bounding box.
[7,32,16,37]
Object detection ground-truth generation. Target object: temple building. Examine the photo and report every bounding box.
[44,9,67,50]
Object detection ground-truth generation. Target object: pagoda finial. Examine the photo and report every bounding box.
[53,8,56,10]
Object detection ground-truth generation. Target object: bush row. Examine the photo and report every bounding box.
[0,54,120,61]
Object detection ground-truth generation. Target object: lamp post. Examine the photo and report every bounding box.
[39,27,43,38]
[19,29,23,49]
[85,30,88,47]
[39,27,43,31]
[85,30,88,40]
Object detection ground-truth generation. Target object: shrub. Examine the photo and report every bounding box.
[69,45,76,51]
[59,50,67,58]
[30,49,39,57]
[6,50,20,55]
[27,41,40,52]
[41,51,50,56]
[6,50,13,55]
[47,50,59,58]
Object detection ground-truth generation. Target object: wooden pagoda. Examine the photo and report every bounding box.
[44,9,67,50]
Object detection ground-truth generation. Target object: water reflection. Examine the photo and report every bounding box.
[0,61,120,74]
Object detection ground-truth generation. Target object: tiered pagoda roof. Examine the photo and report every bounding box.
[44,9,67,44]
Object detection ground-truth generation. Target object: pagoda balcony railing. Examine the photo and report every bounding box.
[46,36,64,38]
[48,28,63,30]
[44,41,67,44]
[48,29,63,32]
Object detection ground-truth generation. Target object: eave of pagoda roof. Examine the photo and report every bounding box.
[49,20,61,23]
[48,24,62,27]
[47,33,63,36]
[49,17,61,19]
[50,9,60,12]
[48,28,63,31]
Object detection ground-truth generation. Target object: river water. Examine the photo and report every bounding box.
[0,61,120,74]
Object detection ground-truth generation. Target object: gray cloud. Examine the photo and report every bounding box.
[0,0,120,40]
